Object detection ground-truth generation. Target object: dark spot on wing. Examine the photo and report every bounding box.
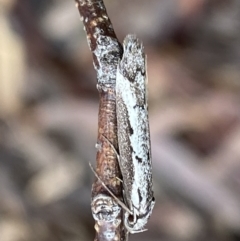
[136,155,142,163]
[129,126,134,135]
[147,151,150,161]
[128,75,135,83]
[138,188,143,203]
[129,145,133,154]
[133,104,145,110]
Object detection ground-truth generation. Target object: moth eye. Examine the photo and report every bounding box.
[128,214,135,224]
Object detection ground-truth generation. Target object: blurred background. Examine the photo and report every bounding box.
[1,0,240,240]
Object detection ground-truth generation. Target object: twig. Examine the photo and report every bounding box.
[75,1,126,241]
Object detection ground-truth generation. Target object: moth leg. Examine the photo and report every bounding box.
[89,162,132,215]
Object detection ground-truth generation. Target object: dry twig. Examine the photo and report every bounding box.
[75,1,126,240]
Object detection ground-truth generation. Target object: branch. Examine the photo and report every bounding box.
[75,1,126,241]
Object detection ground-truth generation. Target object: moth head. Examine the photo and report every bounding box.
[124,197,155,233]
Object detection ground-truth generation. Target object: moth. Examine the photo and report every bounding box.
[116,34,155,233]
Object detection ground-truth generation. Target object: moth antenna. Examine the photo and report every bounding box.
[116,177,123,183]
[89,162,132,215]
